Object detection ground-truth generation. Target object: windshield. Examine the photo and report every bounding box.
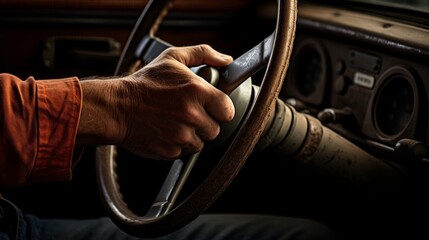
[349,0,429,14]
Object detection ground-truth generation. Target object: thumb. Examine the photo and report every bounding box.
[165,44,233,67]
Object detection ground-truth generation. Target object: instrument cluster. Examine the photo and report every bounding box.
[280,4,429,166]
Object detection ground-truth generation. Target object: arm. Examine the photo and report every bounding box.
[0,44,234,188]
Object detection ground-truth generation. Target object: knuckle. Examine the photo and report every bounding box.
[186,141,203,154]
[171,127,192,146]
[197,44,211,52]
[182,107,200,123]
[205,124,220,141]
[162,148,181,160]
[171,127,204,153]
[163,47,178,56]
[185,79,205,91]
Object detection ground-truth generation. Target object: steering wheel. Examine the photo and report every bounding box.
[95,0,297,237]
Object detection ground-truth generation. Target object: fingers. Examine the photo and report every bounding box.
[145,129,205,160]
[188,106,222,141]
[165,45,236,145]
[156,44,236,133]
[124,45,236,160]
[205,89,235,123]
[171,44,236,123]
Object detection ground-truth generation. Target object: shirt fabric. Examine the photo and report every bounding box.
[0,73,82,188]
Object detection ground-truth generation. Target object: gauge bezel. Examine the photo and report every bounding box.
[369,66,420,143]
[283,38,329,106]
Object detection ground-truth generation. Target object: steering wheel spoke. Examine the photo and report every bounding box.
[218,32,275,94]
[147,153,200,218]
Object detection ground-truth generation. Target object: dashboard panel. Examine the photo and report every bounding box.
[270,4,429,238]
[282,3,429,167]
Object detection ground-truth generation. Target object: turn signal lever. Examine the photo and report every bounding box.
[256,98,405,195]
[394,139,429,164]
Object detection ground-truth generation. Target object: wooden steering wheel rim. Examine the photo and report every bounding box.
[95,0,297,237]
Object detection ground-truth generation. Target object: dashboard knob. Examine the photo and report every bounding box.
[394,138,428,162]
[317,107,352,124]
[334,75,351,95]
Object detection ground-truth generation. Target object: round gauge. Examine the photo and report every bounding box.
[283,39,327,106]
[295,47,323,96]
[374,75,414,137]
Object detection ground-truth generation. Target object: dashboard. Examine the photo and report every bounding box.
[282,3,429,169]
[256,5,429,238]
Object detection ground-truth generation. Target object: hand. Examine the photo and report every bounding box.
[77,44,235,160]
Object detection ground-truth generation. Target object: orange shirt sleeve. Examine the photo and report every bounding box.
[0,73,82,188]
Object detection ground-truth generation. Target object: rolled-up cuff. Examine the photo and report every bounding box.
[30,77,82,183]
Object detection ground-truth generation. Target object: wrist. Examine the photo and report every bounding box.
[76,78,125,146]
